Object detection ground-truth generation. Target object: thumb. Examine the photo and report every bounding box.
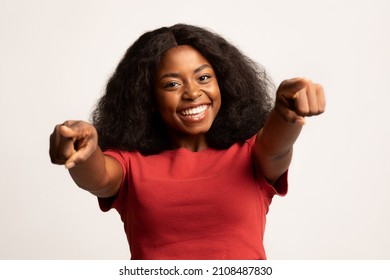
[59,121,98,169]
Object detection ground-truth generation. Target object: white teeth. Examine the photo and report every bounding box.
[180,105,207,116]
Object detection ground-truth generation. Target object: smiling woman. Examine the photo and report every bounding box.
[155,45,221,151]
[90,24,275,155]
[49,23,325,260]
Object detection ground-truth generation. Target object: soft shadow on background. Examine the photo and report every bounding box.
[0,0,389,259]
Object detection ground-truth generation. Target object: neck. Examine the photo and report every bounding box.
[169,134,208,152]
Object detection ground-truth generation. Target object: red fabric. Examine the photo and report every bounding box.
[98,135,287,260]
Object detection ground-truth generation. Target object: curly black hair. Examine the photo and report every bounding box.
[92,23,274,154]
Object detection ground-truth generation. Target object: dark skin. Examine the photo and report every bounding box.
[154,46,221,151]
[49,45,325,197]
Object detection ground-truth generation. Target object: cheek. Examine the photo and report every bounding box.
[210,86,221,108]
[156,94,178,115]
[208,82,221,99]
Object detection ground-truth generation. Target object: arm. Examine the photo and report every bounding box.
[49,120,123,198]
[254,78,326,184]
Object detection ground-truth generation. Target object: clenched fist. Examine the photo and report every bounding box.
[275,78,325,125]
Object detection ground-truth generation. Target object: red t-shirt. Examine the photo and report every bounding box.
[98,135,288,260]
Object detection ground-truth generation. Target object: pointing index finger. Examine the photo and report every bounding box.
[281,77,309,95]
[59,121,89,140]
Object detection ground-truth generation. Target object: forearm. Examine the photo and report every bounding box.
[254,109,303,183]
[256,109,303,157]
[254,78,325,183]
[68,147,114,197]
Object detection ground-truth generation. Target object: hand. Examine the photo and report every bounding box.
[275,78,325,125]
[49,120,98,169]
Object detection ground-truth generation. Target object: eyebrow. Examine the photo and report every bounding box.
[158,64,212,80]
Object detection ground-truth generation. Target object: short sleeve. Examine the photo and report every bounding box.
[260,169,288,198]
[97,149,128,214]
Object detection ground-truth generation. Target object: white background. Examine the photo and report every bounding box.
[0,0,389,259]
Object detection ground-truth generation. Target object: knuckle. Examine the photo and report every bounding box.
[52,125,63,136]
[301,77,312,84]
[280,79,289,87]
[62,120,71,127]
[315,83,324,91]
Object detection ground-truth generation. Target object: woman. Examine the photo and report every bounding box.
[49,23,325,259]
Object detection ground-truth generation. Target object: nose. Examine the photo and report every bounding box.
[182,81,202,100]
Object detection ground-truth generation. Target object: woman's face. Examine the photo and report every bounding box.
[155,45,221,149]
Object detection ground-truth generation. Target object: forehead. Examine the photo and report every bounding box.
[158,45,210,71]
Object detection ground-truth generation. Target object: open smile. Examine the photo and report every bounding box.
[178,104,209,121]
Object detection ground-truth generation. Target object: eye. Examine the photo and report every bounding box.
[163,81,181,89]
[198,75,212,83]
